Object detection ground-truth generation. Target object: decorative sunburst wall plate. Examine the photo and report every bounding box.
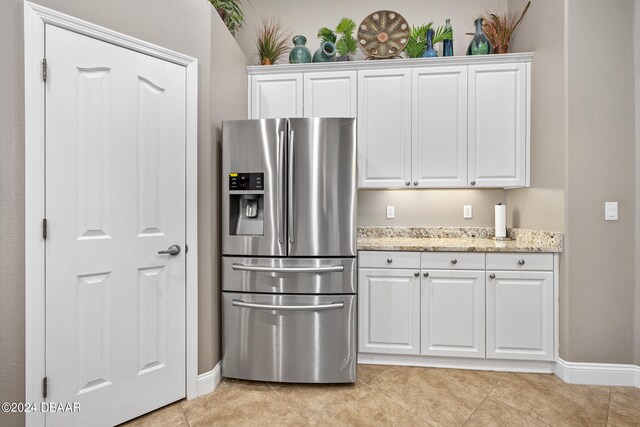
[358,10,410,59]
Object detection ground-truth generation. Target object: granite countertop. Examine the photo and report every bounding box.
[357,227,563,253]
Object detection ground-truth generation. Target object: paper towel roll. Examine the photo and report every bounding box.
[495,204,507,238]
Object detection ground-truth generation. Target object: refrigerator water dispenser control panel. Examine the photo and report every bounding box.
[229,172,264,191]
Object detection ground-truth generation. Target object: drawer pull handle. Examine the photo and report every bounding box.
[518,259,526,265]
[232,299,344,311]
[423,272,429,278]
[450,259,458,264]
[489,273,496,279]
[232,264,344,273]
[387,258,393,264]
[414,272,420,277]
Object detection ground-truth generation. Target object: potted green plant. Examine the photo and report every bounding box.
[318,18,358,61]
[256,19,290,65]
[209,0,245,35]
[482,1,531,53]
[404,22,453,58]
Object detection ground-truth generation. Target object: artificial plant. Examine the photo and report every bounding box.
[318,18,358,58]
[256,19,290,65]
[404,22,453,58]
[209,0,245,34]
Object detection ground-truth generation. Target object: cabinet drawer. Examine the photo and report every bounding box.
[421,252,485,270]
[486,253,553,271]
[359,251,420,269]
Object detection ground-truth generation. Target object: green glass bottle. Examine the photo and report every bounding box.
[467,18,493,55]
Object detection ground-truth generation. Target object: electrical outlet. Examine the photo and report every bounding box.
[463,205,473,219]
[386,206,395,219]
[605,202,618,221]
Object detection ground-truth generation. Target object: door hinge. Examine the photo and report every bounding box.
[43,218,48,240]
[42,58,47,82]
[42,377,48,399]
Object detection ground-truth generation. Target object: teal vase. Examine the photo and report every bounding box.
[289,35,312,64]
[422,29,438,57]
[312,41,337,62]
[467,18,493,55]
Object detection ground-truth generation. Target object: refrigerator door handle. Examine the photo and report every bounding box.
[288,130,295,244]
[232,263,345,273]
[277,130,285,244]
[232,299,344,311]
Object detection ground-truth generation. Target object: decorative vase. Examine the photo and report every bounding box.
[289,35,312,64]
[261,58,273,65]
[466,18,493,55]
[337,54,350,62]
[312,41,337,62]
[422,28,437,57]
[442,18,454,57]
[494,45,509,54]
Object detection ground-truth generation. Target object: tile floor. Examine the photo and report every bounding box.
[124,365,640,426]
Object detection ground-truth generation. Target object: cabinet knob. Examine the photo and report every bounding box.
[423,272,429,277]
[518,259,526,265]
[450,259,458,265]
[489,273,496,279]
[386,258,393,264]
[413,181,418,186]
[414,272,420,277]
[470,181,476,186]
[405,181,410,186]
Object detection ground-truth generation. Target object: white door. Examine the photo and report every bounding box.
[358,268,420,355]
[412,66,468,188]
[45,25,186,426]
[468,63,527,188]
[420,270,485,358]
[486,270,554,361]
[303,71,357,118]
[357,68,412,188]
[250,73,303,118]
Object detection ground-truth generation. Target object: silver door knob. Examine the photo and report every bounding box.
[518,259,526,265]
[158,245,181,256]
[489,273,496,279]
[414,272,420,277]
[386,258,393,264]
[451,259,458,264]
[470,181,476,186]
[405,181,410,186]
[423,272,429,277]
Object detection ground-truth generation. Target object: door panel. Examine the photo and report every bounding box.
[303,71,357,118]
[45,25,186,426]
[250,73,303,119]
[222,293,356,383]
[222,119,288,257]
[288,118,356,257]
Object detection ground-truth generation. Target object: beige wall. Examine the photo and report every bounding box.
[236,0,507,63]
[634,0,640,366]
[0,1,246,425]
[564,0,636,363]
[358,190,505,227]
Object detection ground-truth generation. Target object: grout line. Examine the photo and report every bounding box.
[463,394,488,426]
[605,389,612,426]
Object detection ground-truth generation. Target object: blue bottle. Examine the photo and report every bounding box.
[442,19,454,57]
[422,29,438,58]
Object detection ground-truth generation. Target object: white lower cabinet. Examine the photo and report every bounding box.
[420,270,485,358]
[358,268,421,355]
[486,270,554,361]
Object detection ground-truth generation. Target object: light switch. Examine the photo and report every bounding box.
[463,205,473,219]
[605,202,618,221]
[386,206,395,219]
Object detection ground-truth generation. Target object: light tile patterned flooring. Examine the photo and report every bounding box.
[124,365,640,426]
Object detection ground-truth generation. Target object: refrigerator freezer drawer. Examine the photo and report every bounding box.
[222,256,357,294]
[222,292,356,383]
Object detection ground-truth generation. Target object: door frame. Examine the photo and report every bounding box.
[24,2,199,426]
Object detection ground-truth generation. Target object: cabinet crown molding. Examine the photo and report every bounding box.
[247,52,534,75]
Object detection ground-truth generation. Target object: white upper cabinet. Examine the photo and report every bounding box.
[412,66,468,188]
[303,71,357,118]
[468,63,528,187]
[250,73,303,119]
[358,68,412,188]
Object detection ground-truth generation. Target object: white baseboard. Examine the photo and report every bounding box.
[196,361,222,398]
[554,358,640,387]
[358,353,555,373]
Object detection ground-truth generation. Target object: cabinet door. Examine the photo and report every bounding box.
[250,74,303,119]
[357,69,412,188]
[303,71,357,118]
[486,270,554,361]
[358,268,420,355]
[468,63,527,188]
[412,66,468,188]
[421,270,485,358]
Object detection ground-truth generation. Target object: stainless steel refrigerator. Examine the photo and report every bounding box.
[221,118,357,384]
